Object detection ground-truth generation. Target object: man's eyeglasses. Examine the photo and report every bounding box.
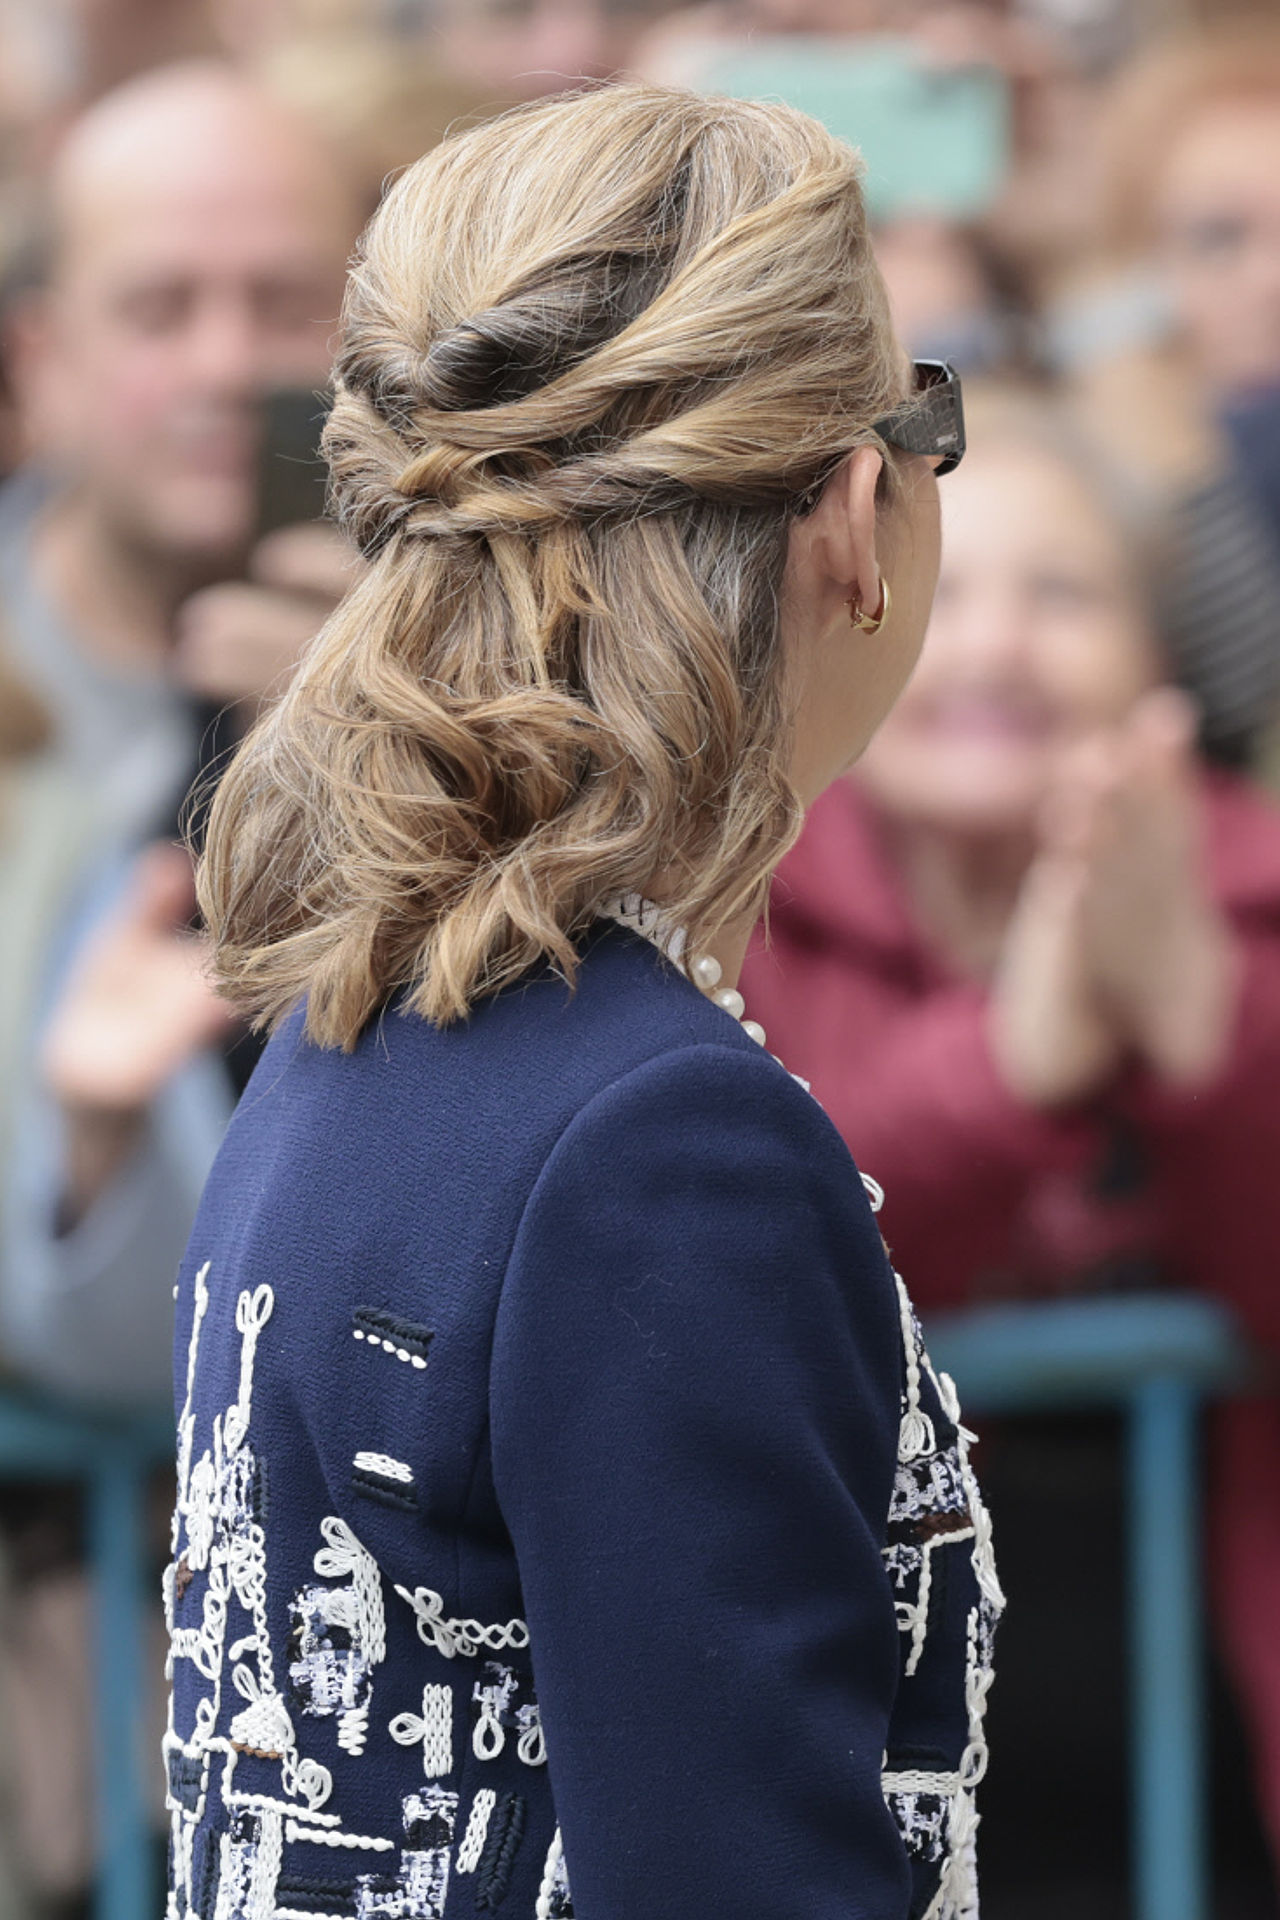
[875,359,966,476]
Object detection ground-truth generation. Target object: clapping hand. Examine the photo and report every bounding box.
[990,690,1237,1107]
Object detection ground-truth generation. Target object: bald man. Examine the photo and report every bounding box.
[0,61,361,1409]
[17,57,356,672]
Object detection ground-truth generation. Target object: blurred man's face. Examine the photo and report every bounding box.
[430,0,665,95]
[1157,98,1280,394]
[24,105,353,564]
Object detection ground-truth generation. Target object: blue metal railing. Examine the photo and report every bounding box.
[927,1292,1250,1920]
[0,1391,171,1920]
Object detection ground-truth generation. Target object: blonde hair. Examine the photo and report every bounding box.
[199,83,904,1047]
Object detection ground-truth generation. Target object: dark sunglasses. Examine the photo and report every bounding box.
[874,359,966,476]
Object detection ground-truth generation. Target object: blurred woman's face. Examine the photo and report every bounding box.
[855,441,1159,835]
[1155,99,1280,394]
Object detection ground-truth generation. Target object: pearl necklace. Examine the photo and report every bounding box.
[604,894,768,1049]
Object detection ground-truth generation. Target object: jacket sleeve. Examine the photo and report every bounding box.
[490,1042,911,1920]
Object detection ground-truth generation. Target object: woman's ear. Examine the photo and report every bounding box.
[788,445,884,624]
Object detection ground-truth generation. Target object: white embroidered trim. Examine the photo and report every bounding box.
[282,1821,394,1851]
[352,1327,429,1368]
[353,1451,414,1483]
[516,1703,547,1767]
[390,1683,453,1777]
[173,1262,211,1554]
[228,1663,292,1755]
[897,1525,977,1679]
[879,1249,1005,1920]
[168,1277,305,1920]
[883,1768,962,1795]
[224,1286,272,1454]
[472,1665,518,1760]
[422,1685,454,1779]
[212,1803,281,1920]
[915,1608,993,1920]
[401,1787,458,1919]
[535,1828,570,1920]
[455,1789,496,1874]
[895,1273,937,1461]
[168,1272,385,1920]
[312,1516,387,1755]
[393,1584,530,1660]
[224,1791,338,1827]
[603,892,686,963]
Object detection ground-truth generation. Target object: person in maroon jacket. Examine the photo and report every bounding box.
[742,387,1280,1870]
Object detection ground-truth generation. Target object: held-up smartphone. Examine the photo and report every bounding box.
[254,387,334,542]
[702,37,1011,224]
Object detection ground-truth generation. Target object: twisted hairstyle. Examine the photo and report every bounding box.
[199,84,905,1046]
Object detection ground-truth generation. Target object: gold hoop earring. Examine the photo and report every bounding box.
[847,576,891,636]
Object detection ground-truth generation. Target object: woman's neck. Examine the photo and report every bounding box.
[700,907,758,994]
[879,813,1035,980]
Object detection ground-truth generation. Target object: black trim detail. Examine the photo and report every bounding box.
[192,1826,219,1920]
[474,1793,527,1910]
[351,1467,418,1511]
[275,1871,357,1914]
[166,1747,204,1812]
[352,1305,434,1362]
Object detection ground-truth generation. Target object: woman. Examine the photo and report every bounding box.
[163,85,996,1920]
[741,389,1280,1865]
[1064,24,1280,764]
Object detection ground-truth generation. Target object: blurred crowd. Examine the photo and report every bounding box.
[0,0,1279,1914]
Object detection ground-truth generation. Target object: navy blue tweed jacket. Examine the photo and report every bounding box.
[164,921,1002,1920]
